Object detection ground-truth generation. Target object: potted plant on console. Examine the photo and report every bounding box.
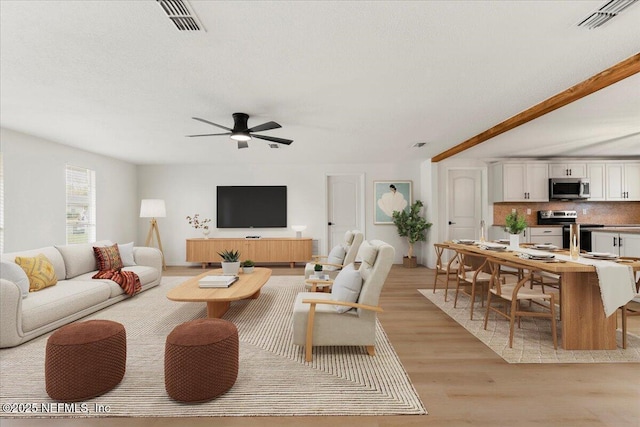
[241,259,255,274]
[218,249,241,275]
[392,200,432,268]
[505,211,527,249]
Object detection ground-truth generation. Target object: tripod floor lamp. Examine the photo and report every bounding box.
[140,199,167,270]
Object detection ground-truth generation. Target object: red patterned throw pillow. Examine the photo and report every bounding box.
[93,244,124,271]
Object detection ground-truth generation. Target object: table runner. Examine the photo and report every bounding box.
[518,247,636,317]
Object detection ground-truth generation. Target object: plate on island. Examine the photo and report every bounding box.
[456,239,476,244]
[479,242,508,251]
[583,252,619,260]
[533,244,559,250]
[495,239,510,244]
[519,253,555,260]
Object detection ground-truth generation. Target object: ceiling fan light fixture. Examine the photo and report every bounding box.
[230,133,251,142]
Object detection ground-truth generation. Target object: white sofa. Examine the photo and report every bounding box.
[0,240,162,348]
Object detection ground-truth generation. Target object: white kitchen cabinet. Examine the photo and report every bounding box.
[592,231,640,257]
[620,233,640,257]
[529,227,563,247]
[592,232,618,254]
[488,225,530,242]
[586,163,606,201]
[549,163,587,178]
[605,162,640,201]
[491,162,548,202]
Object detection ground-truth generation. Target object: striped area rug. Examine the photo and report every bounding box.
[419,288,640,363]
[0,276,426,418]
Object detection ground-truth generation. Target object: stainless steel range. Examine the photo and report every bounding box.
[537,210,604,251]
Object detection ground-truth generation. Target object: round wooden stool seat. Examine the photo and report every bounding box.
[45,320,126,402]
[164,318,239,402]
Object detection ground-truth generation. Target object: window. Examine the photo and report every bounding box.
[65,165,96,244]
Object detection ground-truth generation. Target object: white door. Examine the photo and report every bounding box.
[447,169,482,241]
[327,174,363,253]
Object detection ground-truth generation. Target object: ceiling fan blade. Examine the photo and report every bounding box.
[252,134,293,145]
[192,117,232,131]
[186,132,232,137]
[237,141,249,149]
[247,121,281,133]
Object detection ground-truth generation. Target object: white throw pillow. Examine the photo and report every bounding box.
[118,242,136,267]
[343,230,355,245]
[359,243,378,267]
[327,244,346,266]
[331,263,362,313]
[1,260,30,298]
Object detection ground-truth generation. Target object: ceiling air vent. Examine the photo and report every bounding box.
[157,0,205,32]
[577,0,638,29]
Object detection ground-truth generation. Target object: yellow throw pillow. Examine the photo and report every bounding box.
[15,254,58,292]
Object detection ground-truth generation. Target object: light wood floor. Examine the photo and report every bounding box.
[5,265,639,427]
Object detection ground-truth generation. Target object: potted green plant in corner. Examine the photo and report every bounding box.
[504,211,527,249]
[392,200,432,268]
[218,249,241,275]
[241,259,255,274]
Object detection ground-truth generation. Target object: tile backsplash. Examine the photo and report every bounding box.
[493,201,640,225]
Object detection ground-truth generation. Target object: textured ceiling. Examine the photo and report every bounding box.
[1,1,639,165]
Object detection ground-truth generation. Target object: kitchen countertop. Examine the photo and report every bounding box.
[592,227,640,234]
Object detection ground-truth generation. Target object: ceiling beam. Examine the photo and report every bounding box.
[431,52,640,163]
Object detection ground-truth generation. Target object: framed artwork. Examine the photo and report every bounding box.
[374,181,412,224]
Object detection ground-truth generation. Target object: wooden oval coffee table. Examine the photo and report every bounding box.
[167,267,272,318]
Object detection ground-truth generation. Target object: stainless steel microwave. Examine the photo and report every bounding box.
[549,178,590,200]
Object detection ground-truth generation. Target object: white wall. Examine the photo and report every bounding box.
[137,161,424,265]
[1,128,138,252]
[1,126,431,264]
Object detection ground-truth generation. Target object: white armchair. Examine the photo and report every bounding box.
[304,230,364,280]
[293,240,395,362]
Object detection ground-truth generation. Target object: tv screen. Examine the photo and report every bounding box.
[217,186,287,228]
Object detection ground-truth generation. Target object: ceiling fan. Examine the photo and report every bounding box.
[187,113,293,149]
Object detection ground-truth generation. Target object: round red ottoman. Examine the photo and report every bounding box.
[164,318,239,402]
[45,320,126,402]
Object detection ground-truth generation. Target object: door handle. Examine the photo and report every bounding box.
[328,222,334,226]
[448,221,456,225]
[619,237,623,247]
[613,237,617,247]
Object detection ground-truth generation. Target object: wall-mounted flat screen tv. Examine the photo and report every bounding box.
[217,186,287,228]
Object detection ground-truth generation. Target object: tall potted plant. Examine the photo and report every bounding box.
[504,211,527,249]
[392,200,432,268]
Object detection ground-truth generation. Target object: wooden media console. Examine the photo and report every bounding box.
[186,238,313,268]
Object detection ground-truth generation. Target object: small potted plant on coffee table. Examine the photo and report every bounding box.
[313,263,324,278]
[241,259,255,274]
[218,249,241,275]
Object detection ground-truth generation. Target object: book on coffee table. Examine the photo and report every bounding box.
[198,275,239,288]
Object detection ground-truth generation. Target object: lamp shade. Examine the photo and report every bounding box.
[140,199,166,218]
